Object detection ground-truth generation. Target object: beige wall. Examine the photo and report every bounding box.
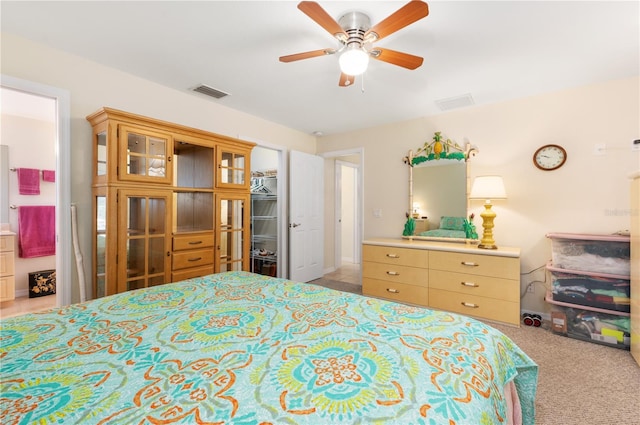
[317,76,640,313]
[1,33,316,302]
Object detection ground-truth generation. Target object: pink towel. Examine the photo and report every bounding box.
[17,168,40,195]
[42,170,56,182]
[18,206,56,258]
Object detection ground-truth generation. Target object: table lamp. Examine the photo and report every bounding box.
[469,175,507,249]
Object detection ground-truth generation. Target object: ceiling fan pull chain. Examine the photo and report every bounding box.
[361,72,366,93]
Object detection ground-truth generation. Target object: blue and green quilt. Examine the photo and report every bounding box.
[0,271,538,424]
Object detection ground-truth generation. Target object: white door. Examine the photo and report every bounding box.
[289,150,324,282]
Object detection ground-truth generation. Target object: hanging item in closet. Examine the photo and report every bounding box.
[18,205,55,258]
[17,168,40,195]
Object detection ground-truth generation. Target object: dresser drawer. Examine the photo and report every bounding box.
[363,244,428,268]
[173,233,214,251]
[429,250,519,280]
[429,288,520,325]
[0,276,16,301]
[363,261,428,286]
[0,251,15,276]
[0,235,14,252]
[172,249,214,270]
[363,278,428,306]
[429,269,519,302]
[172,265,214,282]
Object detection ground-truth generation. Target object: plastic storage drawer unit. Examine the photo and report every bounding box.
[547,262,630,313]
[548,302,630,350]
[547,232,630,276]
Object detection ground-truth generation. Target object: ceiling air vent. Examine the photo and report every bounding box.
[435,93,475,111]
[192,84,229,99]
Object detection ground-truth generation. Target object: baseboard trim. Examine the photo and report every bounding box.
[323,267,335,275]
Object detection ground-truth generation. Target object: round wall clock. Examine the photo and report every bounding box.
[533,144,567,171]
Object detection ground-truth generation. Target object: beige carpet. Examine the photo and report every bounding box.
[490,322,639,425]
[310,278,640,425]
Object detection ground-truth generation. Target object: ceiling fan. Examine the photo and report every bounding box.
[279,1,429,87]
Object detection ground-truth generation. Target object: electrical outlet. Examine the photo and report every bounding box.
[527,284,535,293]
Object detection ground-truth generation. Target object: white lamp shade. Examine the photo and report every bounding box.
[339,46,369,76]
[469,175,507,200]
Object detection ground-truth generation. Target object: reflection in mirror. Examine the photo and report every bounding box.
[403,136,478,242]
[412,161,467,232]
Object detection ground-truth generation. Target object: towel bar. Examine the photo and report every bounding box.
[10,168,44,173]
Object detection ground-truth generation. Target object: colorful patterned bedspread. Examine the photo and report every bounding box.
[0,271,538,424]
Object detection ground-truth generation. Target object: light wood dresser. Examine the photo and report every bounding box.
[0,232,16,302]
[362,238,521,326]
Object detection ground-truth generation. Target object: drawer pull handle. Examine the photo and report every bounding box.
[386,253,399,258]
[461,302,479,309]
[386,288,400,294]
[188,240,203,245]
[188,257,203,262]
[461,261,479,267]
[386,271,400,276]
[461,281,479,288]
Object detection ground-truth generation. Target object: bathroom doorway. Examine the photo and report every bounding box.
[0,76,71,317]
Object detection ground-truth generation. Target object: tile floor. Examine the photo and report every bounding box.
[323,262,360,284]
[0,294,57,319]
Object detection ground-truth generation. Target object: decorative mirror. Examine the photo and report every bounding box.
[402,132,478,242]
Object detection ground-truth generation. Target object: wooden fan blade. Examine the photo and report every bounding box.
[372,47,424,70]
[280,49,335,63]
[365,1,429,42]
[339,73,355,87]
[298,1,346,38]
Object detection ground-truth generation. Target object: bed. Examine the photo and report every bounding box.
[0,271,538,424]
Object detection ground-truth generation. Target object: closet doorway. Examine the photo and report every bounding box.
[0,76,71,317]
[250,144,287,278]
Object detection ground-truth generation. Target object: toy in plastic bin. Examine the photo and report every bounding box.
[522,313,542,327]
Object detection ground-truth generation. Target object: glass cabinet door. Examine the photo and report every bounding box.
[217,148,249,189]
[93,189,108,298]
[119,125,173,184]
[118,189,171,292]
[216,193,250,272]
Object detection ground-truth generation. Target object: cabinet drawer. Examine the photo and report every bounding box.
[429,250,519,280]
[173,233,214,251]
[363,261,428,286]
[429,288,520,325]
[172,249,214,270]
[362,244,428,268]
[0,251,15,276]
[429,269,519,302]
[0,235,14,252]
[0,276,16,301]
[363,278,428,306]
[172,265,214,282]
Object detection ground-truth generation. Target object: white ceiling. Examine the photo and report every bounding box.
[2,1,638,136]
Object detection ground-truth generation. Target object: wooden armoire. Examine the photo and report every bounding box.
[87,108,254,297]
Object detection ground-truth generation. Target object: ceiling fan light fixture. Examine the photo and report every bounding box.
[339,45,369,76]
